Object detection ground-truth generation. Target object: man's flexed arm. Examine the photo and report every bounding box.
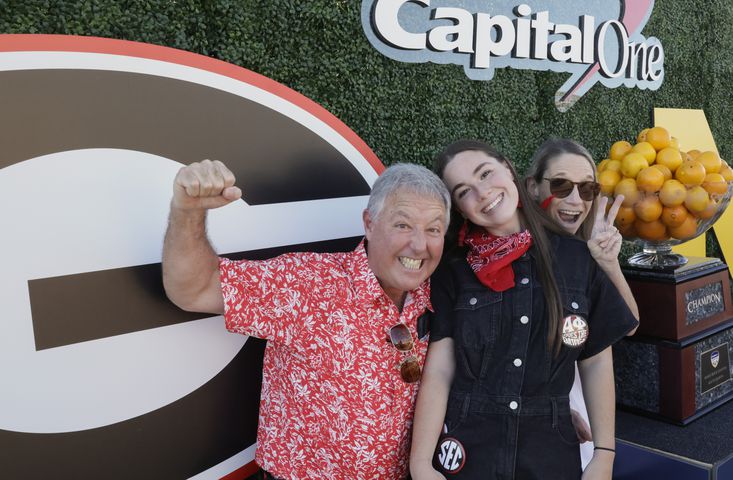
[162,160,242,314]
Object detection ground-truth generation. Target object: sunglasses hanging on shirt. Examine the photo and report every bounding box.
[387,323,421,383]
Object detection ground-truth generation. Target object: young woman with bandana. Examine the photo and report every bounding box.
[525,138,640,469]
[410,140,638,480]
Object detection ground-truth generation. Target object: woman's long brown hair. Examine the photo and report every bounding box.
[435,140,568,355]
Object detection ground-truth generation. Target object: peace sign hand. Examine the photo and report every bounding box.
[587,195,624,269]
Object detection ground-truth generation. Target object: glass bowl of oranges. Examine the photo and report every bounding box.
[598,127,733,269]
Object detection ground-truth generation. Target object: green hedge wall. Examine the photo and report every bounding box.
[2,0,731,256]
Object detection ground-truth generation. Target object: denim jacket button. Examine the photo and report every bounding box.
[513,358,523,367]
[509,401,518,410]
[571,301,579,309]
[520,277,529,285]
[520,315,529,324]
[469,297,478,306]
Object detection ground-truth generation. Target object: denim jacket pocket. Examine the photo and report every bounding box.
[443,392,472,436]
[560,288,589,318]
[554,413,582,446]
[454,290,502,350]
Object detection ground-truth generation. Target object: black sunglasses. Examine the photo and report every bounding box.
[387,323,421,383]
[543,178,600,201]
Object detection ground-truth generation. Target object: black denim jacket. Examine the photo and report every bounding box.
[428,232,638,479]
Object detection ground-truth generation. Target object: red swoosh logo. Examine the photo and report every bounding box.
[559,0,655,103]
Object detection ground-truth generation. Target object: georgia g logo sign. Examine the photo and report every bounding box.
[0,34,382,479]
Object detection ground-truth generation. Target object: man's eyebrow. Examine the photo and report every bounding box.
[392,210,445,225]
[450,162,490,196]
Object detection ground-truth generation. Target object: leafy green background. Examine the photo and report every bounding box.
[2,0,731,258]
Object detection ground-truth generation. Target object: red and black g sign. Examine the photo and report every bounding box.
[0,34,382,479]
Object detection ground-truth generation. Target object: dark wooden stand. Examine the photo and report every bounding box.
[615,258,733,423]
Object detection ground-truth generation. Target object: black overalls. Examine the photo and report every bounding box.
[430,233,638,479]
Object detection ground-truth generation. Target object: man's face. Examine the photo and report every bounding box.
[363,191,446,307]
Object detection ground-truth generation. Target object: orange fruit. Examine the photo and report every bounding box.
[636,167,665,193]
[621,153,649,178]
[659,179,687,206]
[702,173,728,196]
[684,185,710,213]
[597,159,610,172]
[615,206,636,227]
[686,149,701,161]
[720,162,733,182]
[668,215,698,240]
[634,195,663,222]
[670,137,680,150]
[598,170,622,195]
[675,160,707,186]
[655,147,683,172]
[632,142,657,165]
[637,128,650,143]
[696,151,722,174]
[605,160,622,173]
[609,141,633,161]
[651,164,673,181]
[696,200,718,220]
[634,218,668,241]
[618,222,638,238]
[614,178,640,207]
[646,126,672,151]
[661,205,689,228]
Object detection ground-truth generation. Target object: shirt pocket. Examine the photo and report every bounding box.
[560,288,589,318]
[453,289,502,351]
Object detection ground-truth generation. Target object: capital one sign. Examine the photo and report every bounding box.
[0,34,381,479]
[362,0,665,111]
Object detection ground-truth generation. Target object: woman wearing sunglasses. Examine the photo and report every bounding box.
[409,140,638,480]
[526,138,640,469]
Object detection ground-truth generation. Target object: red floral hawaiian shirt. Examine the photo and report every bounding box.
[219,241,431,480]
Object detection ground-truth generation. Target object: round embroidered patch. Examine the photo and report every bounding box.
[436,437,466,474]
[562,314,589,347]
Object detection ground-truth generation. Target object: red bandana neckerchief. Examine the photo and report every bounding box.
[461,225,533,292]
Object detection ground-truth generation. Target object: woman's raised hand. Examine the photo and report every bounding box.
[587,195,624,268]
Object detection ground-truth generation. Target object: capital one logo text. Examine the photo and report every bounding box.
[362,0,665,111]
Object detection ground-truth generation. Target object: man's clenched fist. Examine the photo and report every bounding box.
[172,159,242,210]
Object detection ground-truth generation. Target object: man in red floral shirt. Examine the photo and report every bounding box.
[162,159,450,479]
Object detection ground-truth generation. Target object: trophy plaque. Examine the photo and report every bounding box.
[623,258,733,341]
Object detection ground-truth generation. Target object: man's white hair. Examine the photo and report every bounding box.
[366,163,450,227]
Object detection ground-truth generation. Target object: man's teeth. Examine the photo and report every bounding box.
[400,257,423,270]
[482,193,503,213]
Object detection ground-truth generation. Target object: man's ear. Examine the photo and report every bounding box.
[362,209,373,240]
[526,177,540,201]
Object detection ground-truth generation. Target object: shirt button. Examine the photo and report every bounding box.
[509,401,518,410]
[469,297,478,306]
[520,315,529,324]
[520,277,529,285]
[513,358,523,367]
[571,301,579,309]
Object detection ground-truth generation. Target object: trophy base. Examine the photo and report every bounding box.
[615,320,733,424]
[622,257,731,340]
